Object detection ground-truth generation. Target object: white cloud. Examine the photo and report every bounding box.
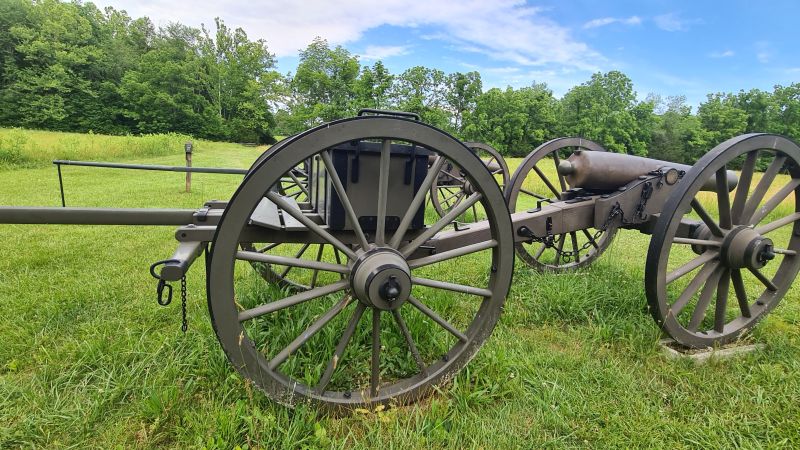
[583,16,641,29]
[654,13,699,32]
[755,41,771,63]
[92,0,604,71]
[709,50,735,58]
[359,45,410,61]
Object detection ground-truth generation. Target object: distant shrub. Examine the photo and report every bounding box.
[0,128,33,167]
[0,128,197,168]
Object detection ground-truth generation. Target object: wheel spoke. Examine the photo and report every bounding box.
[407,296,468,342]
[316,303,366,393]
[755,212,800,235]
[670,261,720,316]
[553,234,566,266]
[238,280,349,322]
[570,231,581,263]
[748,267,778,291]
[376,139,391,246]
[716,167,733,229]
[666,251,719,284]
[582,229,600,250]
[441,165,466,183]
[370,309,381,397]
[268,296,351,370]
[691,199,724,237]
[408,239,498,269]
[687,266,724,332]
[390,156,446,248]
[730,269,752,318]
[672,237,722,247]
[520,188,547,200]
[750,179,800,225]
[400,193,482,257]
[309,244,325,288]
[533,242,546,259]
[553,152,568,192]
[320,151,370,251]
[741,154,787,223]
[411,276,492,297]
[280,243,310,279]
[288,170,310,198]
[392,309,426,373]
[731,151,758,224]
[236,249,349,274]
[441,189,461,205]
[266,191,357,260]
[533,165,561,197]
[714,269,730,333]
[257,242,281,253]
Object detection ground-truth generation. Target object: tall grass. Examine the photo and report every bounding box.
[0,128,200,168]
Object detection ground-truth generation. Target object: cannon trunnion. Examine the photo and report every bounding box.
[1,112,798,412]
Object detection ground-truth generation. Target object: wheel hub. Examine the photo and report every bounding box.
[720,226,774,269]
[350,248,412,310]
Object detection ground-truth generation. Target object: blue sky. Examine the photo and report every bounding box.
[95,0,799,109]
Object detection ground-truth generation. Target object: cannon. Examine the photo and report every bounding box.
[1,110,798,411]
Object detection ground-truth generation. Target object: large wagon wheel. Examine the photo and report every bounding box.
[646,133,800,348]
[506,137,617,271]
[430,142,509,222]
[207,116,515,410]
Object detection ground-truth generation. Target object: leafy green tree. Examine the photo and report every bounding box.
[289,37,360,130]
[733,88,774,133]
[118,24,209,135]
[696,93,747,147]
[559,71,654,155]
[648,95,705,163]
[445,71,482,134]
[391,66,449,129]
[463,83,557,156]
[199,18,279,143]
[354,60,393,110]
[770,83,800,139]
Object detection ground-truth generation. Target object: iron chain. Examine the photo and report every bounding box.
[181,275,188,333]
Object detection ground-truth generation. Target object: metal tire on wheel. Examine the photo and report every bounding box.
[207,116,515,410]
[645,133,800,348]
[506,137,617,271]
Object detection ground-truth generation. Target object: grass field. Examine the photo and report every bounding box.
[0,131,799,448]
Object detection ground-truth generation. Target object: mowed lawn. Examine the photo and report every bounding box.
[0,135,799,449]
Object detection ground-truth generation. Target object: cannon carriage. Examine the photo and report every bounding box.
[1,111,798,411]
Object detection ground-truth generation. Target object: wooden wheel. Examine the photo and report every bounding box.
[646,134,800,348]
[207,116,514,410]
[506,137,617,271]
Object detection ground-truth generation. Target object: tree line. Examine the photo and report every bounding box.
[1,0,799,163]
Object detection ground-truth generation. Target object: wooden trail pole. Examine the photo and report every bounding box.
[185,142,193,193]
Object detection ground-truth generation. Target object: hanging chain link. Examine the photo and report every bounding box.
[180,275,188,333]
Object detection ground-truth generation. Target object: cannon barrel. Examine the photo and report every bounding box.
[557,151,739,192]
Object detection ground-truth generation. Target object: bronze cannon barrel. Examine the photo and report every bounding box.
[557,151,739,192]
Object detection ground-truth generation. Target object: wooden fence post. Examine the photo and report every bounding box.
[185,141,193,193]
